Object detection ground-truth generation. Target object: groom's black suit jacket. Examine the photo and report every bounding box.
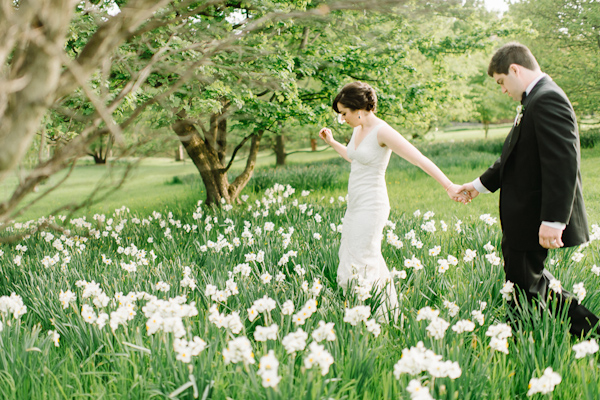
[479,76,589,251]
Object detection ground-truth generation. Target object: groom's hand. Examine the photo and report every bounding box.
[459,183,479,201]
[539,224,564,249]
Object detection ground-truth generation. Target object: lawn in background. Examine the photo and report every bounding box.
[2,123,600,225]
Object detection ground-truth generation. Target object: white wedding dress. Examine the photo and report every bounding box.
[338,122,399,319]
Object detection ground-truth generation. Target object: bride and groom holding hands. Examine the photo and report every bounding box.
[319,42,600,337]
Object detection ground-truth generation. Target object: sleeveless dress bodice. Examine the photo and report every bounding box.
[346,124,393,212]
[338,123,398,319]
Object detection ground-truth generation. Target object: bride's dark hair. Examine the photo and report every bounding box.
[332,81,377,113]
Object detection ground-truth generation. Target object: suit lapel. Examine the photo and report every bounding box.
[500,76,551,171]
[499,108,523,173]
[504,120,522,157]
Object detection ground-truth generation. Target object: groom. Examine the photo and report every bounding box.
[461,42,600,337]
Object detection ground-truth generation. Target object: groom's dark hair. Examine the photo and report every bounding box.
[332,81,377,113]
[488,42,540,77]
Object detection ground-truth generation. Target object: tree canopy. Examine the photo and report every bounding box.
[507,0,600,114]
[0,0,553,233]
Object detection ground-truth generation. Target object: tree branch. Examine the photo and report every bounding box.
[348,74,380,82]
[6,160,78,222]
[300,26,310,51]
[128,0,227,39]
[229,129,265,195]
[223,133,254,172]
[0,0,77,177]
[56,0,173,99]
[0,124,107,224]
[105,36,175,114]
[284,146,331,157]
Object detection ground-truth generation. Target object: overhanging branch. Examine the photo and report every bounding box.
[7,160,78,223]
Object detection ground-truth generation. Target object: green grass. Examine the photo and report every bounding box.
[0,158,201,222]
[3,124,600,226]
[3,118,600,399]
[1,177,599,399]
[423,123,515,142]
[1,123,507,223]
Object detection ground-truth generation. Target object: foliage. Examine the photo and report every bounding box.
[467,53,516,132]
[580,128,600,149]
[506,0,600,114]
[293,5,524,139]
[0,0,535,228]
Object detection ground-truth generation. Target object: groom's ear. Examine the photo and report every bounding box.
[509,64,520,76]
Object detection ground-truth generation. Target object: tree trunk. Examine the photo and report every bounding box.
[275,134,286,166]
[172,111,264,206]
[90,134,113,164]
[175,144,185,161]
[483,121,490,139]
[216,109,227,164]
[93,137,104,164]
[92,154,106,164]
[174,117,229,205]
[208,101,229,164]
[311,138,317,151]
[207,114,218,150]
[104,134,113,162]
[411,123,432,140]
[0,0,77,178]
[38,129,48,163]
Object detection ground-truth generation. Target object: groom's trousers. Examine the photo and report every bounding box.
[501,237,600,337]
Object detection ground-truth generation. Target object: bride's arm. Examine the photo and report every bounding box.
[378,126,469,202]
[319,127,351,163]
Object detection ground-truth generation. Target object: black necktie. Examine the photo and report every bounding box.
[521,91,527,104]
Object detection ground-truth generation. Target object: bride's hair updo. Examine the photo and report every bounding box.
[332,81,377,113]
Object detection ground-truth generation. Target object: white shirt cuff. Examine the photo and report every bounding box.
[472,178,490,194]
[471,179,565,230]
[542,221,566,230]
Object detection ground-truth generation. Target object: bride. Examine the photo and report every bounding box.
[319,81,469,321]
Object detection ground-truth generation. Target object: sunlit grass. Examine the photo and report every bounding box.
[1,179,599,399]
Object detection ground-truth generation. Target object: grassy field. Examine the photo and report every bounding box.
[3,124,600,227]
[2,127,600,399]
[3,124,504,222]
[1,167,599,399]
[422,123,515,142]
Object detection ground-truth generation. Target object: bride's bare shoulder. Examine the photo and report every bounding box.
[377,122,401,143]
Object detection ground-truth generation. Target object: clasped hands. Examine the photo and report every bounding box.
[446,182,479,205]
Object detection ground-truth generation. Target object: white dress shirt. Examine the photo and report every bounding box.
[472,73,566,230]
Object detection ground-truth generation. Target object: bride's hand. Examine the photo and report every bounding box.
[319,127,333,145]
[446,183,471,204]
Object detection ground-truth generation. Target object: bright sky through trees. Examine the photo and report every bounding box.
[484,0,509,13]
